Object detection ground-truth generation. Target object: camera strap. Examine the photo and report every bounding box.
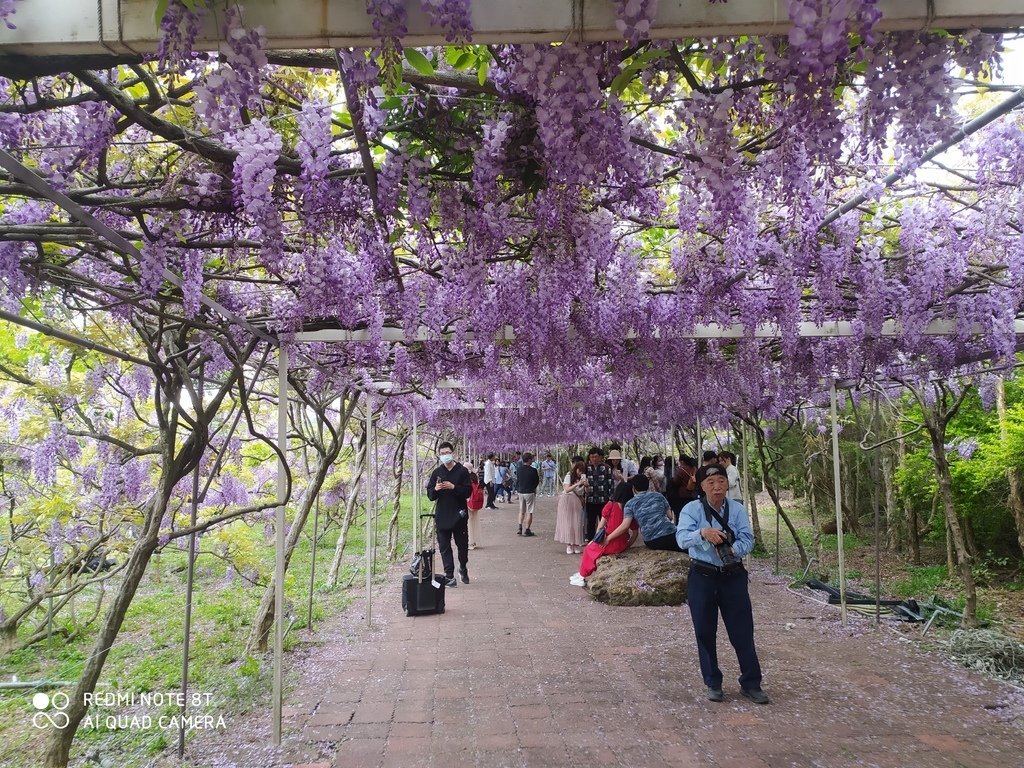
[701,498,735,540]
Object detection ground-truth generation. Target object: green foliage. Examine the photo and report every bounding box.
[897,375,1024,554]
[798,529,864,552]
[0,490,411,767]
[404,48,435,76]
[972,550,1013,586]
[890,564,950,598]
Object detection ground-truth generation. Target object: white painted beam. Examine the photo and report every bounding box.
[293,318,1024,343]
[1,0,1023,56]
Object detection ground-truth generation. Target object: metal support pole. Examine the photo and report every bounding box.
[273,347,288,744]
[372,416,379,576]
[695,415,702,458]
[412,413,420,554]
[872,393,882,628]
[179,364,202,757]
[365,397,374,628]
[775,487,781,576]
[830,380,848,625]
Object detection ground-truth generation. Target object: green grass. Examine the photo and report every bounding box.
[889,564,950,598]
[797,529,866,552]
[0,493,418,768]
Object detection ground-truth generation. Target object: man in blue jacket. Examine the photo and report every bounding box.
[425,442,473,587]
[677,465,769,705]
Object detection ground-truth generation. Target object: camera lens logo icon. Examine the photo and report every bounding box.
[32,692,70,729]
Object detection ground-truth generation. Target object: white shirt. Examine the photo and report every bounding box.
[726,464,742,500]
[483,459,495,484]
[622,458,639,479]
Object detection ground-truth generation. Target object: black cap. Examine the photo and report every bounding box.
[697,464,728,485]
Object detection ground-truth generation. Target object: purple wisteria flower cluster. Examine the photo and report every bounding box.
[0,0,1018,455]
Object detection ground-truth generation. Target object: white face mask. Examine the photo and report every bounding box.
[439,454,454,465]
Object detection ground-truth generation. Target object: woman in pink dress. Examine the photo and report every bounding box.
[554,459,587,554]
[569,482,638,587]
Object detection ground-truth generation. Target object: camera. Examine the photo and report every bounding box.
[715,532,741,567]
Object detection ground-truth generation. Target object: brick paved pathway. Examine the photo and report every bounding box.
[218,496,1024,768]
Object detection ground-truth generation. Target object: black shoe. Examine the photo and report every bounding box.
[523,529,535,537]
[460,568,469,584]
[445,576,457,588]
[517,526,523,535]
[705,687,724,702]
[741,688,770,705]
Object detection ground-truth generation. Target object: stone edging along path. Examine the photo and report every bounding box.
[182,496,1024,768]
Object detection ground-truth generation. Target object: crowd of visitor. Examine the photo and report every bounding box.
[429,440,770,706]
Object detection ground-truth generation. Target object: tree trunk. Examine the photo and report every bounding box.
[0,623,16,656]
[738,422,761,547]
[386,429,408,561]
[909,500,921,565]
[247,390,358,652]
[43,492,165,767]
[748,419,808,568]
[327,433,366,587]
[837,453,862,537]
[881,448,902,552]
[802,429,824,565]
[995,378,1024,557]
[928,425,978,626]
[946,519,956,576]
[763,479,809,569]
[841,455,855,535]
[247,445,340,653]
[869,398,883,551]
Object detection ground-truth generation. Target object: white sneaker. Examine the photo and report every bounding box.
[569,573,585,587]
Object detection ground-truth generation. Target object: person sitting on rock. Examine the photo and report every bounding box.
[569,481,638,587]
[624,473,685,552]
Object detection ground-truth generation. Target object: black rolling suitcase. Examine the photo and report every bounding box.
[402,514,446,616]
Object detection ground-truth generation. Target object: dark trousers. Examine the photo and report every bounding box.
[485,482,497,508]
[644,533,685,552]
[687,565,763,691]
[437,517,469,578]
[584,502,603,541]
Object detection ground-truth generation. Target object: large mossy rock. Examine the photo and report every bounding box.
[586,547,689,606]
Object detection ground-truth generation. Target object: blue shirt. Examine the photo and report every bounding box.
[676,497,754,566]
[623,492,675,541]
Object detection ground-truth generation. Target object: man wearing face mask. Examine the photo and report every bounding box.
[426,441,473,587]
